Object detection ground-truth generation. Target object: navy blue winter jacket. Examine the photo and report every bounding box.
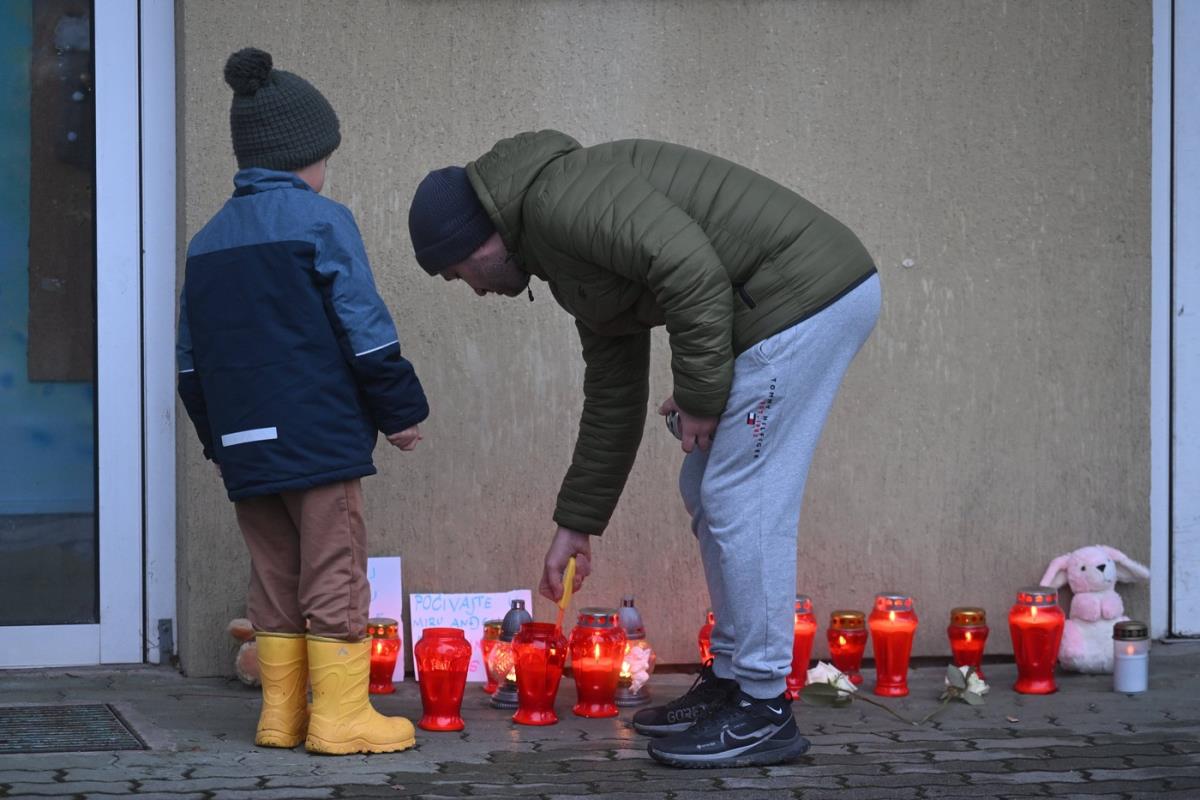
[177,168,428,500]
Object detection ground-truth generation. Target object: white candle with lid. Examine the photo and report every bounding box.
[1112,620,1149,694]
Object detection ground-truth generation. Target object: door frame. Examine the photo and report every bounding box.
[0,0,176,668]
[1157,0,1200,637]
[141,0,178,667]
[1150,0,1172,639]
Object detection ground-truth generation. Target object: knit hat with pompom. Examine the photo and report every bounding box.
[224,47,341,171]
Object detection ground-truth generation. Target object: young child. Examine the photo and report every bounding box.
[177,48,428,755]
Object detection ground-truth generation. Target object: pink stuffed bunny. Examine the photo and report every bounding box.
[1039,545,1150,673]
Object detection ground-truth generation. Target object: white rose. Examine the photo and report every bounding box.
[946,664,990,695]
[807,661,857,696]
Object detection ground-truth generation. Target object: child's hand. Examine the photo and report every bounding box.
[387,425,422,451]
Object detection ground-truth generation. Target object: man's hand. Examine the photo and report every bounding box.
[387,425,422,451]
[658,395,719,453]
[540,526,592,602]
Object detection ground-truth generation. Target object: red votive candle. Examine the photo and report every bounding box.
[1009,586,1065,695]
[479,619,503,694]
[367,617,401,695]
[786,595,818,700]
[947,607,989,680]
[827,610,868,685]
[569,608,626,718]
[698,609,716,664]
[868,593,919,697]
[513,622,568,726]
[415,627,472,731]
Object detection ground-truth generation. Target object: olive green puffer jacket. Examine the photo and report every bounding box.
[466,130,876,535]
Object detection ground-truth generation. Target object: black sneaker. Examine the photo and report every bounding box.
[631,662,737,736]
[646,690,810,769]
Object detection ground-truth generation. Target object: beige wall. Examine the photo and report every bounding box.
[177,0,1153,677]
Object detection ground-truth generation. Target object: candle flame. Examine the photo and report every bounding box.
[888,610,896,623]
[594,642,601,660]
[506,668,516,682]
[1125,644,1136,656]
[965,631,973,642]
[1031,606,1039,618]
[620,661,631,679]
[838,635,847,646]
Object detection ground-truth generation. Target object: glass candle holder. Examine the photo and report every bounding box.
[786,595,818,700]
[1009,586,1065,694]
[947,607,990,680]
[698,608,716,664]
[513,622,568,726]
[615,595,655,706]
[617,639,656,705]
[568,608,625,718]
[827,610,868,685]
[367,617,401,695]
[868,593,919,697]
[490,599,532,709]
[479,619,503,694]
[1112,620,1149,694]
[414,627,472,731]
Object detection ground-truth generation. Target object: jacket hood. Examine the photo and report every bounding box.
[465,130,581,252]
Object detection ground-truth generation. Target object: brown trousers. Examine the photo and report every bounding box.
[234,478,370,640]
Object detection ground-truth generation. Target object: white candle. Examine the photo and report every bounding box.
[1112,620,1149,694]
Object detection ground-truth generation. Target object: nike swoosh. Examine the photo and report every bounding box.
[723,723,781,743]
[766,705,785,715]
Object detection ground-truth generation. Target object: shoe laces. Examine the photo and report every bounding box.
[664,661,730,710]
[689,689,739,732]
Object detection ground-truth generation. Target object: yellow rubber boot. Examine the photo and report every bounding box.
[305,636,416,755]
[254,632,309,748]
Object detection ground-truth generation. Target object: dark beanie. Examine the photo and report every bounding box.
[408,166,497,275]
[224,48,341,172]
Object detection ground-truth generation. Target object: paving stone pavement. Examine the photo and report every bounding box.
[0,641,1196,799]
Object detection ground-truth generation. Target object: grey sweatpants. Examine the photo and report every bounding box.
[679,273,881,699]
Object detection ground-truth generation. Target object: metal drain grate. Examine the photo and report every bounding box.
[0,704,146,754]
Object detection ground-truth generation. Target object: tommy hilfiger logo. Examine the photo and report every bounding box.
[750,379,778,459]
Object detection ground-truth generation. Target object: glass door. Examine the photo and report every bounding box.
[0,0,143,666]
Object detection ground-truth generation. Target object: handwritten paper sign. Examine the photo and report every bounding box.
[367,556,405,682]
[408,590,532,682]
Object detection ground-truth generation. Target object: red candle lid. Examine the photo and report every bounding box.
[874,593,915,613]
[367,618,399,638]
[830,610,866,629]
[1015,586,1058,606]
[950,607,987,626]
[577,608,619,629]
